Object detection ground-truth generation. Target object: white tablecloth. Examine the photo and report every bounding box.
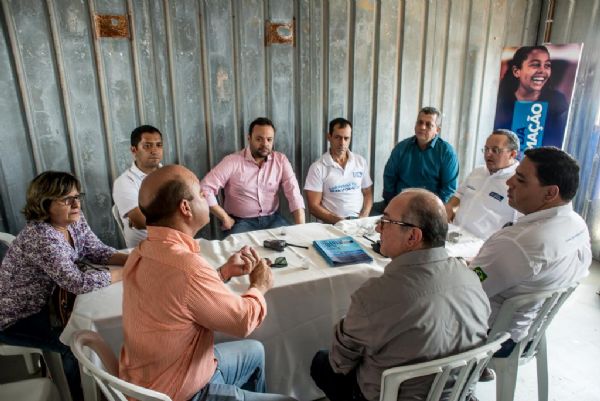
[60,220,483,401]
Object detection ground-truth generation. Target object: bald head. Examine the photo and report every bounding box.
[393,188,448,248]
[139,165,198,227]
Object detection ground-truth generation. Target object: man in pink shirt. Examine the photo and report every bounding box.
[119,165,296,401]
[201,117,305,234]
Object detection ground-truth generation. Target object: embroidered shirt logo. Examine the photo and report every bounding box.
[489,191,504,201]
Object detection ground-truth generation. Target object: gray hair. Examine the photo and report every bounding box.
[400,188,448,248]
[419,106,442,127]
[491,129,520,153]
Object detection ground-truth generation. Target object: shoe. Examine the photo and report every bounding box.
[466,395,480,401]
[478,367,495,382]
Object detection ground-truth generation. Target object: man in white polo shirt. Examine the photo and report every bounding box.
[304,118,373,223]
[471,147,591,358]
[112,125,163,248]
[445,129,520,239]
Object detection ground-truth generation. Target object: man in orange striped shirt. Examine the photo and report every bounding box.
[119,165,296,401]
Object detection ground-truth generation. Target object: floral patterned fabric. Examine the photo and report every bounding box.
[0,214,113,330]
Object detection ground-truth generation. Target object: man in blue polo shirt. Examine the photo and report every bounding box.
[382,107,458,205]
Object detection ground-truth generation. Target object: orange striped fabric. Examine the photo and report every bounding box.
[119,226,267,401]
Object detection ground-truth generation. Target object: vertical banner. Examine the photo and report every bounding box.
[494,44,583,157]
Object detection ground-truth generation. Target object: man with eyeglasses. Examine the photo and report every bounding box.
[382,107,459,206]
[112,125,164,248]
[311,188,490,401]
[444,129,520,239]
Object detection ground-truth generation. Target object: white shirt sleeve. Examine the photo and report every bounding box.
[470,235,532,298]
[303,162,324,192]
[112,175,139,218]
[360,158,373,189]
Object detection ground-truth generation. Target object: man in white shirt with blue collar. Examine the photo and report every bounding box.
[304,118,373,223]
[471,146,591,357]
[445,129,520,239]
[112,125,163,248]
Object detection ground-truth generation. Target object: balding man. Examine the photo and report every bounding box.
[445,129,520,239]
[310,189,490,401]
[119,165,295,401]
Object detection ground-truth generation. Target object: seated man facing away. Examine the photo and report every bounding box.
[304,118,373,223]
[201,117,305,235]
[112,125,163,248]
[471,147,591,358]
[119,164,296,401]
[382,107,459,205]
[311,188,490,401]
[445,129,520,239]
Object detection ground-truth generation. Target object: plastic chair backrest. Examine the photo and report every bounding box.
[379,332,510,401]
[0,232,16,243]
[488,284,577,362]
[70,330,172,401]
[112,205,125,233]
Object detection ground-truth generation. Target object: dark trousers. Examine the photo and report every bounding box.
[310,350,367,401]
[0,304,82,400]
[225,213,290,235]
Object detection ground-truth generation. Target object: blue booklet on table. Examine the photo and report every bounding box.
[313,236,373,267]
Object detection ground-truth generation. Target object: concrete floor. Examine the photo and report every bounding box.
[474,259,600,401]
[1,261,599,401]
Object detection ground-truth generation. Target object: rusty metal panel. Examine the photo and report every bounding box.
[550,0,600,259]
[372,0,401,204]
[0,3,35,234]
[94,14,130,38]
[327,0,350,119]
[202,0,238,168]
[350,0,376,164]
[297,0,325,199]
[128,0,177,166]
[236,0,267,133]
[48,0,118,244]
[267,0,296,166]
[3,0,72,173]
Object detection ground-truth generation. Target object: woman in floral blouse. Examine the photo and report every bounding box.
[0,171,128,399]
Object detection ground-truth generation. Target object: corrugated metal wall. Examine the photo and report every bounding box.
[548,0,600,259]
[1,0,595,249]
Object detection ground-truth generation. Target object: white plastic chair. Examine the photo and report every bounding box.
[379,332,510,401]
[487,283,579,401]
[0,231,16,243]
[0,231,40,375]
[0,377,60,401]
[0,231,73,401]
[70,329,172,401]
[111,205,126,240]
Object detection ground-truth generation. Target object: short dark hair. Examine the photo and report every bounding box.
[491,129,520,152]
[140,179,194,225]
[524,147,580,201]
[131,125,162,147]
[418,106,442,126]
[402,188,448,248]
[248,118,275,136]
[328,118,352,134]
[22,171,81,222]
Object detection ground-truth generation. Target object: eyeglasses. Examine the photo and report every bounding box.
[377,218,420,229]
[481,147,510,155]
[56,193,85,206]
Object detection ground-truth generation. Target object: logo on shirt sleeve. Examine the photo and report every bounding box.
[473,266,488,282]
[489,191,504,201]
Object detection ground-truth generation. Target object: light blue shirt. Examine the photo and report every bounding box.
[383,135,459,203]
